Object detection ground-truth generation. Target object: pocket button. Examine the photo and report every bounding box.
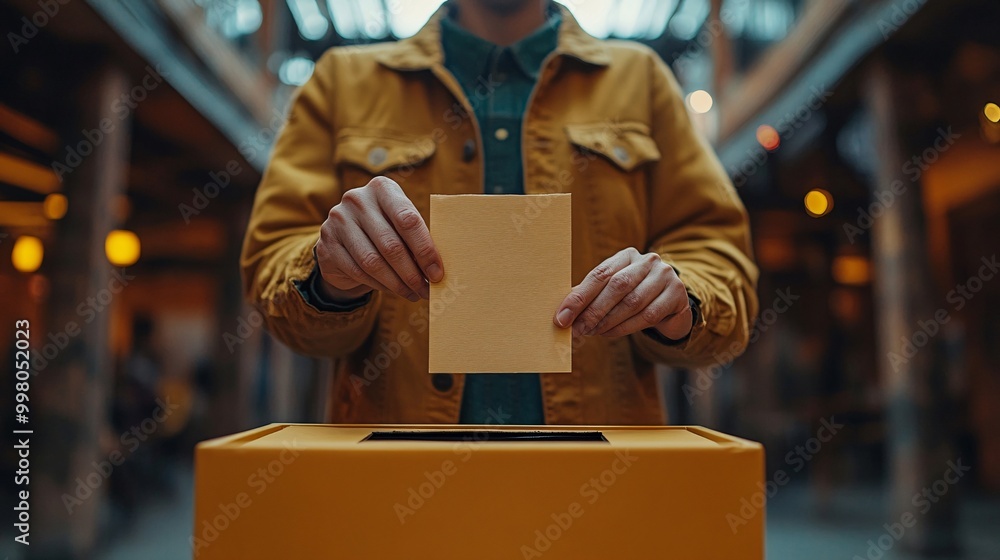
[367,146,388,167]
[613,145,630,164]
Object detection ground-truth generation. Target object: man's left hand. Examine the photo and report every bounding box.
[553,247,692,340]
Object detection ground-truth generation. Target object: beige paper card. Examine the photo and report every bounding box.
[429,194,572,373]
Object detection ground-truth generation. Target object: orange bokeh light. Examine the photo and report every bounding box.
[756,125,780,151]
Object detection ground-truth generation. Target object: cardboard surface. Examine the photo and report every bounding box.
[235,424,725,450]
[193,424,765,559]
[429,194,572,373]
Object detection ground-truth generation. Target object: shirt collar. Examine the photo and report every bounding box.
[439,3,561,80]
[374,1,610,72]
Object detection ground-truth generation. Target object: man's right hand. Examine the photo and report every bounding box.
[315,176,444,303]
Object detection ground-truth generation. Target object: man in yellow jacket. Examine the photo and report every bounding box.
[241,0,758,425]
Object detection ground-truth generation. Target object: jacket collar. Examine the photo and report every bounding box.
[374,1,611,71]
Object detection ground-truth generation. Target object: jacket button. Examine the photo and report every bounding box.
[462,139,476,162]
[613,145,630,164]
[368,146,387,167]
[432,374,454,392]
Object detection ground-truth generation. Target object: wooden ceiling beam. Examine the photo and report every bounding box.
[82,0,275,171]
[716,0,931,178]
[0,103,60,154]
[0,201,49,227]
[156,0,276,125]
[717,0,854,141]
[0,153,60,194]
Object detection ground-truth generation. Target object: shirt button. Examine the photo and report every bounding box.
[494,128,509,141]
[462,139,476,162]
[432,374,453,392]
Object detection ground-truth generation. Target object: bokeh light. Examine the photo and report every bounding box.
[105,229,141,267]
[756,124,780,151]
[804,189,833,217]
[279,56,315,86]
[687,90,714,114]
[832,255,871,286]
[985,102,1000,123]
[12,235,44,273]
[43,193,68,220]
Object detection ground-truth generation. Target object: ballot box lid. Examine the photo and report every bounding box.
[197,424,761,453]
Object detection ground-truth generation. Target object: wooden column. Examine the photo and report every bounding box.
[31,61,131,559]
[709,0,734,95]
[866,56,958,554]
[210,207,252,435]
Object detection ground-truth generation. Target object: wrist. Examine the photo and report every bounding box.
[653,319,691,341]
[317,279,373,303]
[312,244,373,303]
[650,295,699,343]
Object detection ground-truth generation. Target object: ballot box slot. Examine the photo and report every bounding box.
[362,430,608,443]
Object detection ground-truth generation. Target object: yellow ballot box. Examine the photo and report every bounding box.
[193,424,764,559]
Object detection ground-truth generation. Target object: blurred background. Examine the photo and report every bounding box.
[0,0,998,558]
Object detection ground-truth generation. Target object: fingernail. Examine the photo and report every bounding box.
[555,308,572,327]
[427,263,443,283]
[407,292,420,303]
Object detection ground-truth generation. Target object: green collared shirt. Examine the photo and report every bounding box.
[440,6,561,425]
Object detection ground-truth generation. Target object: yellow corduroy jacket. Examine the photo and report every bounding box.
[241,4,759,425]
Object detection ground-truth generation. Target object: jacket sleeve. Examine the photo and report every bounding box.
[630,52,759,369]
[240,51,381,358]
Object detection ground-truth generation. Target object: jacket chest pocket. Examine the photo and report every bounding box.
[333,128,438,216]
[564,121,660,251]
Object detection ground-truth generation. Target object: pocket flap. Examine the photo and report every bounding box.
[565,121,661,172]
[334,128,437,175]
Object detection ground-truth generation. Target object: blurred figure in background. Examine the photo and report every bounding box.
[107,314,198,522]
[108,316,162,522]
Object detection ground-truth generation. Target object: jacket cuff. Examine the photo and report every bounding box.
[630,255,722,365]
[641,295,700,346]
[277,239,381,328]
[296,262,372,313]
[258,239,383,358]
